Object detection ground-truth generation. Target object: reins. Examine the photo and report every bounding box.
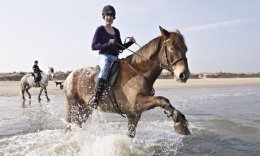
[115,39,169,71]
[115,41,157,65]
[115,37,186,74]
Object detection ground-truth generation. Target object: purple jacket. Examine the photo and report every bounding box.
[91,26,133,56]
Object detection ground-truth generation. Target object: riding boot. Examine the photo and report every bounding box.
[89,78,106,109]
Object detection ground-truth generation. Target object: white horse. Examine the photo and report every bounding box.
[20,67,54,101]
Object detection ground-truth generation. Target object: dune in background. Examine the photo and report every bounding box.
[1,70,260,97]
[1,78,260,97]
[1,71,260,81]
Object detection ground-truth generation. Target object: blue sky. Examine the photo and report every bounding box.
[0,0,259,73]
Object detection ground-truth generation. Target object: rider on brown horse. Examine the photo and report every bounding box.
[32,60,42,87]
[89,5,136,109]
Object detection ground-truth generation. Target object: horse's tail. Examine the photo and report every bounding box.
[20,79,24,97]
[20,76,28,96]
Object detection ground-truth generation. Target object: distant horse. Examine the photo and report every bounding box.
[64,26,190,137]
[20,67,54,101]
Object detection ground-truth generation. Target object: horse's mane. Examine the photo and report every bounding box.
[124,31,187,63]
[124,37,161,63]
[170,31,187,52]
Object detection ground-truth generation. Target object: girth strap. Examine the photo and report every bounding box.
[106,84,126,118]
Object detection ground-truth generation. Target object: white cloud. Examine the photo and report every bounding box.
[184,18,255,32]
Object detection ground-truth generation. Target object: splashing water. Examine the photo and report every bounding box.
[1,86,260,155]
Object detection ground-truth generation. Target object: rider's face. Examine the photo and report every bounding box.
[104,14,114,25]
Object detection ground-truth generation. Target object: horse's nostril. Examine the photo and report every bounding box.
[179,73,186,80]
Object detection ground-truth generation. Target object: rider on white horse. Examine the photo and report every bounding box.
[21,64,54,101]
[32,60,42,87]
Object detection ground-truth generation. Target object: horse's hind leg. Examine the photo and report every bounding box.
[65,93,75,124]
[65,93,91,128]
[21,88,26,100]
[65,93,78,132]
[78,100,92,124]
[43,86,50,102]
[22,86,31,99]
[38,87,43,101]
[25,87,31,99]
[127,114,141,138]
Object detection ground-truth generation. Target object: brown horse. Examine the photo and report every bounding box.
[64,26,190,138]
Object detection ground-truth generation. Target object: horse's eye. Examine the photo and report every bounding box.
[170,46,175,51]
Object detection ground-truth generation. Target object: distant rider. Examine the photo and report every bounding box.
[32,60,42,87]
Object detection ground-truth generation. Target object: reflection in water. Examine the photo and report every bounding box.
[21,98,49,108]
[21,99,32,108]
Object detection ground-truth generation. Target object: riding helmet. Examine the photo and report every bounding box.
[102,5,116,19]
[34,60,38,63]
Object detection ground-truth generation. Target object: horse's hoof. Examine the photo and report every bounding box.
[47,99,50,102]
[65,125,72,133]
[88,98,98,109]
[128,132,135,138]
[128,124,136,138]
[174,122,190,135]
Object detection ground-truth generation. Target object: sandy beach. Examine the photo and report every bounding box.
[1,78,260,97]
[154,78,260,89]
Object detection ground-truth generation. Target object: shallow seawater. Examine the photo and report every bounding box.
[0,86,260,156]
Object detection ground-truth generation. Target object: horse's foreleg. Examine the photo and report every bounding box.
[44,86,50,102]
[136,95,190,135]
[136,95,170,110]
[127,114,141,138]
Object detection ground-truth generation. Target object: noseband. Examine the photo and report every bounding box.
[160,39,187,74]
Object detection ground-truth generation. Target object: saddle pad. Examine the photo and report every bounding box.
[107,61,120,87]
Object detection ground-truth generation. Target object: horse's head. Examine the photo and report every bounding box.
[159,26,190,83]
[48,67,55,80]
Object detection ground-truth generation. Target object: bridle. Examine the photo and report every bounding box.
[161,39,187,74]
[116,37,187,74]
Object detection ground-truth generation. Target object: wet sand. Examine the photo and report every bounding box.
[154,78,260,89]
[1,78,260,96]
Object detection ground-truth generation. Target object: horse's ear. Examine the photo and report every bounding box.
[159,26,170,39]
[175,29,181,34]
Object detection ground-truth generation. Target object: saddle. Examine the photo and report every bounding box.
[94,61,120,86]
[107,60,120,87]
[32,72,42,83]
[94,61,125,117]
